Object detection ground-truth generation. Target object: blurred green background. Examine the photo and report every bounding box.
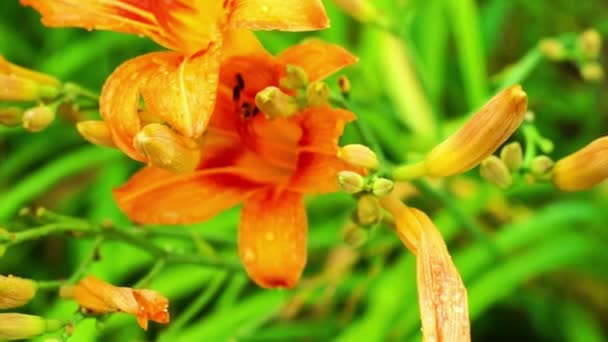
[1,0,608,341]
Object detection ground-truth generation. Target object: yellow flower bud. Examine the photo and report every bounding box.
[306,81,330,107]
[134,123,201,173]
[580,62,604,82]
[578,29,602,60]
[76,120,116,148]
[0,107,23,126]
[255,86,299,119]
[479,156,512,189]
[0,55,61,88]
[338,144,380,170]
[0,275,37,309]
[530,155,554,178]
[538,38,567,61]
[0,313,61,340]
[553,136,608,191]
[337,170,365,194]
[356,194,383,226]
[372,177,394,197]
[418,85,527,178]
[500,142,523,172]
[22,105,55,132]
[279,65,308,90]
[342,222,368,248]
[333,0,379,23]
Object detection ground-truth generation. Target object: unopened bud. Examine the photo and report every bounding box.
[479,156,512,189]
[356,194,383,226]
[333,0,379,23]
[134,123,201,173]
[553,136,608,191]
[0,107,23,126]
[421,85,528,177]
[500,142,523,172]
[337,75,351,97]
[255,86,299,119]
[530,155,554,177]
[538,38,566,61]
[342,222,368,248]
[580,62,604,82]
[578,29,602,60]
[22,105,55,132]
[0,275,37,309]
[337,170,365,194]
[372,178,394,197]
[338,144,380,170]
[306,81,330,107]
[279,65,308,90]
[0,313,61,340]
[77,120,116,148]
[0,75,52,101]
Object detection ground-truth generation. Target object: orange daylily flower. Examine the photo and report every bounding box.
[21,0,329,149]
[61,276,169,330]
[381,194,470,342]
[113,37,358,288]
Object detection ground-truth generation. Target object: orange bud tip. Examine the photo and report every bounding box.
[133,123,201,173]
[338,144,380,170]
[0,274,37,309]
[77,120,116,148]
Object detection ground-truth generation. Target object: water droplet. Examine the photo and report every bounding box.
[243,248,256,264]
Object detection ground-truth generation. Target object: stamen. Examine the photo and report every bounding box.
[232,85,241,101]
[236,73,245,90]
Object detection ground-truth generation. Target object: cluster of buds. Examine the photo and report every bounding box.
[0,55,62,132]
[538,29,603,82]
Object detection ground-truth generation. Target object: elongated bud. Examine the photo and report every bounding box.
[372,178,394,197]
[500,142,523,172]
[530,155,554,178]
[0,75,53,101]
[134,123,201,173]
[479,156,512,189]
[0,55,61,87]
[255,86,299,119]
[0,275,37,309]
[0,107,23,126]
[578,29,602,60]
[22,105,55,132]
[337,75,351,97]
[421,85,527,177]
[77,120,116,148]
[333,0,379,23]
[538,38,566,61]
[337,170,365,194]
[306,81,330,107]
[279,65,308,90]
[553,136,608,191]
[338,144,380,170]
[0,313,62,340]
[342,222,368,248]
[580,62,604,82]
[356,194,383,226]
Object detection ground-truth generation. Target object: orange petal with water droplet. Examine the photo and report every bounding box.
[230,0,329,32]
[278,39,358,81]
[114,166,261,224]
[239,189,307,288]
[142,44,221,138]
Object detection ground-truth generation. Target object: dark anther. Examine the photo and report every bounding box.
[236,73,245,90]
[252,106,260,116]
[240,102,253,117]
[232,85,241,101]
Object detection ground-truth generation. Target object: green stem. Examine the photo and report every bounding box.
[67,236,104,284]
[496,48,543,90]
[36,280,63,290]
[391,161,428,181]
[522,124,538,169]
[134,258,167,288]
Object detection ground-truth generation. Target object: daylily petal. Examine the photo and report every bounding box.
[278,39,358,81]
[20,0,177,50]
[221,29,267,60]
[298,106,356,153]
[100,51,164,161]
[114,166,261,224]
[239,189,307,288]
[142,44,221,138]
[414,209,470,342]
[230,0,329,32]
[288,153,354,194]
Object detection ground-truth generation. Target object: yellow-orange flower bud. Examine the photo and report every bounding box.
[0,275,37,309]
[538,38,567,61]
[338,144,380,170]
[342,221,368,248]
[530,155,554,178]
[0,107,23,126]
[372,177,394,197]
[553,136,608,191]
[255,86,299,119]
[0,313,61,340]
[578,29,602,60]
[0,55,60,88]
[77,120,116,148]
[22,105,55,132]
[279,64,308,90]
[134,123,201,173]
[0,75,55,101]
[337,170,365,194]
[479,156,512,189]
[580,62,604,82]
[356,194,383,226]
[500,142,523,172]
[306,81,330,107]
[421,85,527,178]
